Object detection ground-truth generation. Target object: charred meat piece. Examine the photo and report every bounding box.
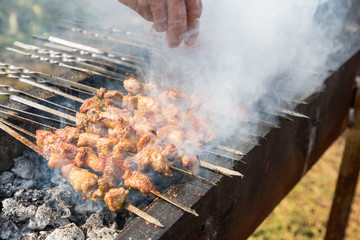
[76,112,88,129]
[108,125,137,141]
[137,96,160,112]
[104,188,129,211]
[122,95,139,111]
[43,142,79,160]
[112,138,137,159]
[85,121,108,137]
[96,137,117,158]
[101,89,124,108]
[36,130,57,149]
[124,170,157,194]
[61,164,99,200]
[79,96,105,113]
[100,106,130,128]
[103,157,132,185]
[55,126,80,144]
[77,133,101,149]
[156,125,184,146]
[124,77,144,95]
[74,147,107,172]
[48,151,73,169]
[134,148,173,177]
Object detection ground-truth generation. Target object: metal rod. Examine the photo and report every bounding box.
[202,150,243,162]
[0,60,99,94]
[0,120,44,156]
[199,160,244,177]
[8,94,76,122]
[170,166,217,186]
[0,118,36,138]
[3,74,85,103]
[0,104,76,127]
[124,203,164,227]
[0,83,77,113]
[0,108,57,131]
[216,145,245,156]
[150,190,199,217]
[6,47,124,81]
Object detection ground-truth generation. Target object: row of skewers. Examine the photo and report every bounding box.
[0,29,312,227]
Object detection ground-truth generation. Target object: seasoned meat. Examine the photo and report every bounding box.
[74,147,106,172]
[36,130,56,149]
[104,188,128,211]
[112,138,137,159]
[96,137,117,158]
[124,77,144,95]
[103,90,123,108]
[137,96,160,112]
[134,148,173,177]
[122,95,138,111]
[156,125,184,146]
[61,164,99,199]
[124,170,157,194]
[55,126,80,144]
[77,133,101,149]
[79,96,104,113]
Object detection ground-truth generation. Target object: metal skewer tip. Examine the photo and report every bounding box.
[150,190,199,217]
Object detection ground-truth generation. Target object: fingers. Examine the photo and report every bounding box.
[149,0,167,32]
[166,0,187,48]
[184,0,202,46]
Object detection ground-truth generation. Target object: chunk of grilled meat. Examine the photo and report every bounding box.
[55,126,80,144]
[74,147,107,172]
[124,170,157,194]
[61,164,99,200]
[104,188,129,211]
[124,77,144,95]
[134,148,173,178]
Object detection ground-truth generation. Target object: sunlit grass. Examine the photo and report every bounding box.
[250,135,360,240]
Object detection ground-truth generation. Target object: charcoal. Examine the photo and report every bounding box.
[28,199,72,230]
[13,178,37,191]
[1,198,37,222]
[0,183,16,198]
[81,213,104,230]
[0,171,15,185]
[11,156,35,179]
[14,189,44,205]
[87,227,119,240]
[45,223,85,240]
[50,218,70,228]
[0,221,19,240]
[44,184,76,206]
[19,232,39,240]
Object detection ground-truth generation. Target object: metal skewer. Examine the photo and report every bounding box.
[150,190,199,217]
[1,72,85,103]
[0,61,98,94]
[0,104,76,127]
[0,93,76,122]
[124,203,164,227]
[0,109,57,131]
[6,47,124,81]
[0,83,77,113]
[170,166,217,186]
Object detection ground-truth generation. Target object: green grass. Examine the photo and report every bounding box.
[249,135,360,240]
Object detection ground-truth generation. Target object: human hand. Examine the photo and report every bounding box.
[118,0,202,48]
